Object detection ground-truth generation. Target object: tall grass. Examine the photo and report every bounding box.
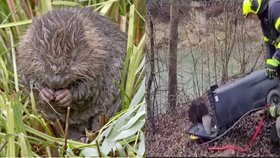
[0,0,145,157]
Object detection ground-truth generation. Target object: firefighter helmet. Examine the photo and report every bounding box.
[242,0,262,17]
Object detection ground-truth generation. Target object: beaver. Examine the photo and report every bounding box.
[17,8,127,140]
[188,101,209,124]
[188,100,218,135]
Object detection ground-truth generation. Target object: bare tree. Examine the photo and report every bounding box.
[146,3,156,132]
[168,0,179,111]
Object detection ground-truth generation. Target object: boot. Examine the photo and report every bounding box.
[270,124,279,145]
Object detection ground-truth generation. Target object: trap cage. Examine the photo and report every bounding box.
[187,69,280,140]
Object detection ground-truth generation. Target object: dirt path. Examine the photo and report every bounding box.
[145,98,280,157]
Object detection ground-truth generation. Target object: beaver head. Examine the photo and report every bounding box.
[19,9,109,90]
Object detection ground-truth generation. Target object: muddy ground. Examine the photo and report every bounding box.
[145,95,280,157]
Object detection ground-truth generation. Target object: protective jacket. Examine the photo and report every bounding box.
[258,0,280,59]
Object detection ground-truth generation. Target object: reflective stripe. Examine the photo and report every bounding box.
[190,135,199,140]
[275,17,280,30]
[270,106,276,117]
[264,36,269,42]
[267,58,280,67]
[268,104,280,117]
[273,58,280,65]
[276,42,280,49]
[255,0,262,14]
[269,37,280,47]
[243,0,251,16]
[277,106,280,116]
[276,105,279,116]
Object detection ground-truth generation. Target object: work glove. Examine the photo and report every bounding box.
[268,103,279,118]
[266,58,279,79]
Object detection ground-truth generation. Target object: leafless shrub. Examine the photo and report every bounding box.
[146,0,265,117]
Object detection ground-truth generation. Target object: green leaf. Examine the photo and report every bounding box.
[66,149,78,157]
[129,77,145,107]
[113,104,140,130]
[51,1,83,7]
[100,137,116,155]
[13,93,33,157]
[115,142,126,157]
[0,20,32,29]
[18,133,32,157]
[138,131,145,156]
[99,1,113,16]
[7,105,15,157]
[98,123,113,140]
[8,28,19,92]
[40,0,52,14]
[81,147,99,157]
[0,55,10,95]
[120,105,145,131]
[121,5,135,109]
[113,119,145,141]
[135,55,145,75]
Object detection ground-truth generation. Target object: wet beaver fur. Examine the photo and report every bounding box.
[17,8,127,140]
[188,100,209,124]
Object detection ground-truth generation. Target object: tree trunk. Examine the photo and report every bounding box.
[146,4,156,133]
[168,0,179,112]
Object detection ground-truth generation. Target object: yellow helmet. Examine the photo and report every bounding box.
[242,0,262,17]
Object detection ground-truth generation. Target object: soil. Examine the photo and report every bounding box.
[145,95,280,157]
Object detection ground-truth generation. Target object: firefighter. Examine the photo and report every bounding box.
[243,0,280,145]
[243,0,280,78]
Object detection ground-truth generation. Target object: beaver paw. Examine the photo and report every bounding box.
[54,89,72,107]
[39,87,54,103]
